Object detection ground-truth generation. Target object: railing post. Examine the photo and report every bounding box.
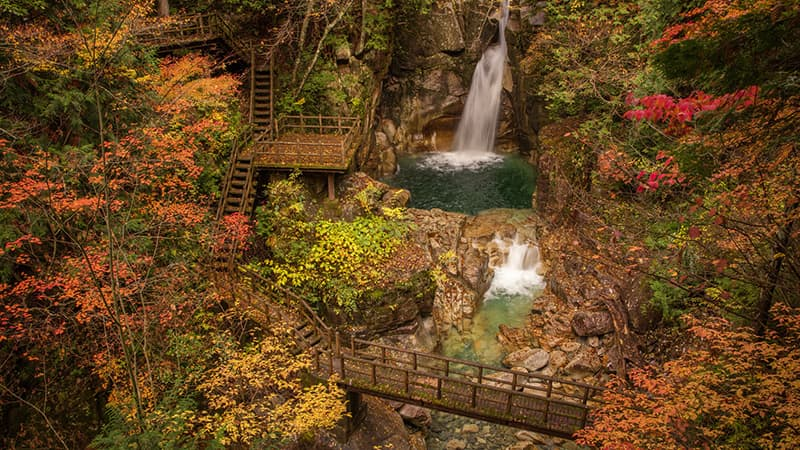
[381,347,386,364]
[269,57,274,140]
[477,366,483,384]
[248,49,255,125]
[470,385,477,408]
[404,370,409,395]
[544,380,553,425]
[412,353,418,371]
[511,372,517,392]
[580,386,591,427]
[335,331,341,357]
[436,378,442,400]
[506,392,513,415]
[444,360,449,378]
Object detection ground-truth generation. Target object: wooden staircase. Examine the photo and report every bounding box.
[212,142,256,272]
[218,154,256,218]
[250,61,274,141]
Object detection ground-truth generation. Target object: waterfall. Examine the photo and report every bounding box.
[419,0,509,171]
[485,235,544,298]
[451,0,509,155]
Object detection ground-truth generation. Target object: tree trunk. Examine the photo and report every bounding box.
[599,285,642,378]
[755,199,797,335]
[356,0,367,55]
[158,0,169,17]
[291,0,316,84]
[294,0,353,97]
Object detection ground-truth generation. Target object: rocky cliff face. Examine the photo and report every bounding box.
[403,208,542,340]
[326,171,544,344]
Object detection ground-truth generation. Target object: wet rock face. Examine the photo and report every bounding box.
[407,208,542,340]
[571,310,615,337]
[433,274,479,336]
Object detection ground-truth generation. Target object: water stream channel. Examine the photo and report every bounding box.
[381,0,567,446]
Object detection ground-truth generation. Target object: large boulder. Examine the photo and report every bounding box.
[503,347,550,371]
[333,396,423,450]
[397,404,432,429]
[571,310,614,337]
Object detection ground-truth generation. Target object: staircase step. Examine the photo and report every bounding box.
[303,336,322,350]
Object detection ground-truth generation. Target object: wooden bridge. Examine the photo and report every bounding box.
[236,268,603,440]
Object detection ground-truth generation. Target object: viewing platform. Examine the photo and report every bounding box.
[250,115,360,172]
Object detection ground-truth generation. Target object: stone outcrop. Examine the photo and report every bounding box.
[502,347,550,371]
[397,404,432,429]
[571,310,614,337]
[366,0,546,177]
[318,395,424,450]
[406,207,542,340]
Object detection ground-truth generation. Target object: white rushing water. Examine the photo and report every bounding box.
[423,0,509,171]
[439,234,544,364]
[485,236,544,298]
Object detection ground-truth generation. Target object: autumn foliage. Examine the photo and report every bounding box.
[577,304,800,449]
[532,0,800,447]
[0,2,345,446]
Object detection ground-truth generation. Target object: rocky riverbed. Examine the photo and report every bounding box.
[316,173,633,449]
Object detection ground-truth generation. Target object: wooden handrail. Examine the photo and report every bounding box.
[347,336,603,396]
[238,267,332,338]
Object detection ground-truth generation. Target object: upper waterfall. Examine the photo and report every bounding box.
[418,0,510,171]
[451,0,509,156]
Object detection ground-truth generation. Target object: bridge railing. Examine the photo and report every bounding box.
[334,333,602,405]
[311,343,597,437]
[255,115,361,168]
[238,267,333,345]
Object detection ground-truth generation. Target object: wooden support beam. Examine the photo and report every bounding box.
[327,173,335,200]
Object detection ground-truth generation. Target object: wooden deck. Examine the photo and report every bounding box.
[237,269,603,439]
[251,115,360,172]
[134,13,253,61]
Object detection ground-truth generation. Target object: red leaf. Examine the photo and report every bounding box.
[688,226,701,239]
